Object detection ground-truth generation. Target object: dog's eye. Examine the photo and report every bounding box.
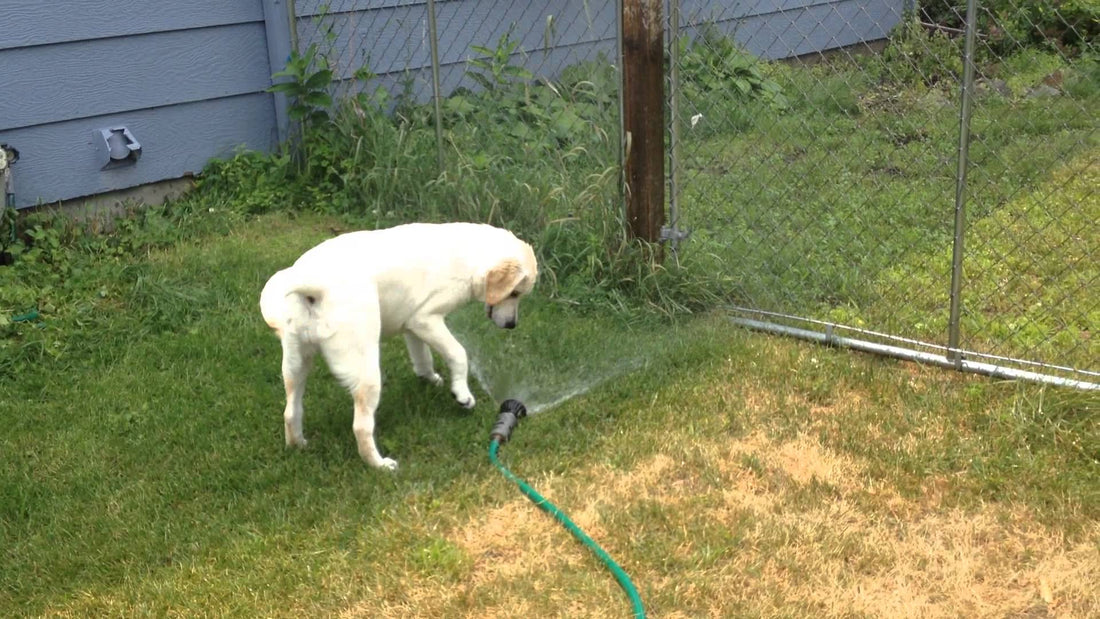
[509,291,520,299]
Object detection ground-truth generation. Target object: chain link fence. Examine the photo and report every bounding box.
[292,0,620,125]
[668,0,1098,387]
[288,0,624,238]
[288,0,1096,388]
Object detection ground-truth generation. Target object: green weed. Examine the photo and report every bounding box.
[269,43,334,127]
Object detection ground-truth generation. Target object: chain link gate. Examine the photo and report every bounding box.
[666,0,1098,389]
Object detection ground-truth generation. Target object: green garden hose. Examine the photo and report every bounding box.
[489,399,646,618]
[12,308,39,323]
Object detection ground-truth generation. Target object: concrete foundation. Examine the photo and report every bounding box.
[18,177,196,222]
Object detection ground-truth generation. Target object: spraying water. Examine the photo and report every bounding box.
[450,299,673,414]
[471,356,647,414]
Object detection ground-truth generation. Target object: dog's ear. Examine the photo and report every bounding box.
[485,259,523,306]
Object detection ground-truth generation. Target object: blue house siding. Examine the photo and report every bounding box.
[0,1,265,49]
[294,0,619,101]
[1,95,276,209]
[295,0,902,102]
[681,0,904,59]
[4,26,273,131]
[0,1,280,209]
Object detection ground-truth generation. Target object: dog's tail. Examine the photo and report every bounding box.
[260,268,335,340]
[289,281,336,340]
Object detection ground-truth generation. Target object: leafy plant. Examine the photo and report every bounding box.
[879,15,964,87]
[351,62,392,111]
[193,149,295,214]
[466,28,534,91]
[453,36,612,151]
[917,0,1098,53]
[268,43,335,127]
[677,25,789,109]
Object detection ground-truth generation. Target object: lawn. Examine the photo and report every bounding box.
[2,212,1098,617]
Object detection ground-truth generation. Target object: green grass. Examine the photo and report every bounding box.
[0,210,686,615]
[874,155,1099,363]
[1,212,1097,615]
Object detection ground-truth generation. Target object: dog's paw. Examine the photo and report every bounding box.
[285,434,308,449]
[419,371,444,387]
[374,457,398,471]
[453,389,476,409]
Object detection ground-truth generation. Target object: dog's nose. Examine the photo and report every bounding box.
[503,319,516,330]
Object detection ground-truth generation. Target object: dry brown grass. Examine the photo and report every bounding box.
[339,363,1099,618]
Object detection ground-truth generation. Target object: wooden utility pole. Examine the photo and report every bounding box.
[621,0,665,243]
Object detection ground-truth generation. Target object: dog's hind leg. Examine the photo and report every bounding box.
[407,316,475,409]
[350,370,396,470]
[404,332,443,386]
[336,340,393,469]
[325,294,396,470]
[282,338,316,448]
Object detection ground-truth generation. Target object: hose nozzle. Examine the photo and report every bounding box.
[490,399,528,444]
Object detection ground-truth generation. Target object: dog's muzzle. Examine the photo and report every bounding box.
[487,305,517,329]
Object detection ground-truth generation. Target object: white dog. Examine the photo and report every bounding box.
[259,223,538,470]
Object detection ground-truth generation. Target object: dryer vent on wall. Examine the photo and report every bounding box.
[97,127,142,170]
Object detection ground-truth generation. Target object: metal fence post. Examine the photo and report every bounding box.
[262,0,295,145]
[947,0,979,364]
[617,0,627,207]
[666,0,684,253]
[287,0,298,55]
[426,0,446,174]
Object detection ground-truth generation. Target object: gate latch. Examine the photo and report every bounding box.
[660,225,691,245]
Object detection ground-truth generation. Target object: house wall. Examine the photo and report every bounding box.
[294,0,904,102]
[681,0,904,59]
[0,0,281,209]
[294,0,622,102]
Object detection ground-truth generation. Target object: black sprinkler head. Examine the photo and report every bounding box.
[490,399,528,444]
[500,399,528,418]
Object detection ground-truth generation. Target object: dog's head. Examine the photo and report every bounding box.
[484,239,538,329]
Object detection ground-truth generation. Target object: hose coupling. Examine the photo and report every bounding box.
[490,399,528,444]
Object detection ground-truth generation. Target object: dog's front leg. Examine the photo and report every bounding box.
[408,317,475,409]
[404,332,443,386]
